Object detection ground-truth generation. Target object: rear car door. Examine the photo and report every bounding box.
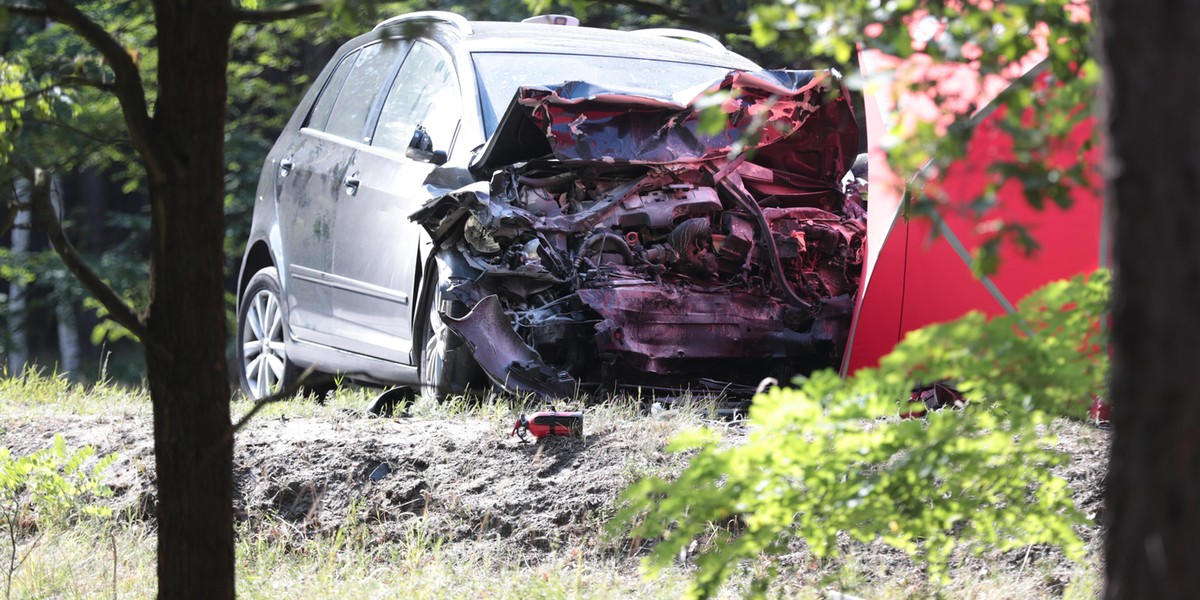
[328,40,463,363]
[273,48,355,338]
[274,39,407,346]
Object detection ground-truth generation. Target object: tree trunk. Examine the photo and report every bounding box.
[50,176,81,379]
[144,3,235,598]
[1100,1,1200,597]
[54,290,81,378]
[8,178,30,376]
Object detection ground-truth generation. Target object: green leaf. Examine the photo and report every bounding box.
[612,272,1106,596]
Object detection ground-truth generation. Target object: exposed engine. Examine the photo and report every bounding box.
[414,69,865,397]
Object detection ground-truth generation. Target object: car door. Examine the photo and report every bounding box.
[274,40,407,347]
[328,40,464,363]
[273,49,355,338]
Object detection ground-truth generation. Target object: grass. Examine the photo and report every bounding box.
[0,364,726,429]
[0,371,1105,599]
[7,517,1101,599]
[235,521,689,600]
[7,518,698,600]
[0,366,151,419]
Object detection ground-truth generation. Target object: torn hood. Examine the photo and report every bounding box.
[472,69,860,178]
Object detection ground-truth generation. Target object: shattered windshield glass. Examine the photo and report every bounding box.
[471,52,739,135]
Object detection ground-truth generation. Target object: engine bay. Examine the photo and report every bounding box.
[414,69,865,396]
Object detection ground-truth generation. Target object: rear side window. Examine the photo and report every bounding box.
[306,50,358,131]
[372,42,460,155]
[322,41,405,142]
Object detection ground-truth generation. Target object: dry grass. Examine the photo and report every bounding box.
[8,519,699,600]
[8,517,1101,599]
[0,372,1104,599]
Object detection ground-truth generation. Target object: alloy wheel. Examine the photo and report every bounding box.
[242,288,287,399]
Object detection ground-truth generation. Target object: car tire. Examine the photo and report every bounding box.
[417,264,484,401]
[237,267,305,400]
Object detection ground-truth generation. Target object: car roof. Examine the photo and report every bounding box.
[457,22,761,70]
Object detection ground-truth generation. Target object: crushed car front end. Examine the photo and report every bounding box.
[414,69,864,397]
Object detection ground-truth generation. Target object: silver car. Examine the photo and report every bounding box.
[236,12,863,400]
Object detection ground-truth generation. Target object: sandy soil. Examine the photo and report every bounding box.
[0,406,1109,589]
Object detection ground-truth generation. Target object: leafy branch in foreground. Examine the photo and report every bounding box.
[1,435,116,598]
[613,270,1108,598]
[591,0,1098,274]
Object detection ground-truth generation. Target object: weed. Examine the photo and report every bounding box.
[0,367,149,418]
[0,435,116,598]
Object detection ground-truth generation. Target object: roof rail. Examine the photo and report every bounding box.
[374,11,472,35]
[521,14,580,26]
[635,28,725,51]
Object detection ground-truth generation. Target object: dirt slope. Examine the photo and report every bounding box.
[0,407,1110,584]
[1,408,696,560]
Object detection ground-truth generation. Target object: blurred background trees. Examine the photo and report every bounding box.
[0,0,804,383]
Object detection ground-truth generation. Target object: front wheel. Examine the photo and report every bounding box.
[419,278,453,400]
[237,267,300,400]
[417,265,484,400]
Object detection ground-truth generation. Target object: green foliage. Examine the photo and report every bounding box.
[574,0,1097,274]
[0,61,26,163]
[796,0,1096,274]
[0,435,116,529]
[0,2,156,373]
[882,269,1109,417]
[614,271,1108,598]
[1,434,116,597]
[1,0,543,379]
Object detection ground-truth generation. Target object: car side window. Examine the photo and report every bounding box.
[372,42,461,156]
[323,41,405,142]
[306,49,358,131]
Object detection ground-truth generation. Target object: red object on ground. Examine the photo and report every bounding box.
[899,382,968,419]
[512,411,584,441]
[1089,396,1111,426]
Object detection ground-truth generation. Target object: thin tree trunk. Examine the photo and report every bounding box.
[49,177,81,378]
[54,294,80,378]
[144,3,235,598]
[1100,0,1200,597]
[8,178,30,376]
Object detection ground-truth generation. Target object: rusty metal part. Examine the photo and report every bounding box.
[442,295,577,397]
[577,285,826,379]
[716,212,755,277]
[614,186,722,229]
[715,166,816,312]
[668,217,716,278]
[579,231,637,266]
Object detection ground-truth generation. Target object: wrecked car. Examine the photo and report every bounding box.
[235,11,863,401]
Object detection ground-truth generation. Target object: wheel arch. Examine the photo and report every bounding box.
[238,240,276,310]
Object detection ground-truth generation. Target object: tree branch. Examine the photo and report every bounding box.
[206,365,319,460]
[0,77,115,107]
[38,0,170,183]
[27,117,131,147]
[10,159,165,357]
[225,365,318,438]
[607,0,751,36]
[229,0,327,24]
[0,184,19,239]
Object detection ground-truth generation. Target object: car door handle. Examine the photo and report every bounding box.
[343,172,360,196]
[279,156,295,177]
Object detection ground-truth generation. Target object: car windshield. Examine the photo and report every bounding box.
[472,52,740,135]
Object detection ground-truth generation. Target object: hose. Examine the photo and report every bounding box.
[579,231,637,264]
[709,166,816,313]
